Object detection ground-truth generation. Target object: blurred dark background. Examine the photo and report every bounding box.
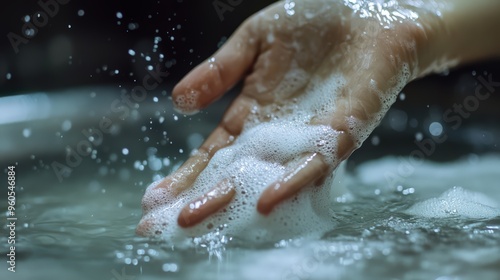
[0,0,499,161]
[0,0,277,93]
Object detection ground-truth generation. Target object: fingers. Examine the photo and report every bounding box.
[136,217,154,236]
[257,153,329,215]
[178,179,235,228]
[172,96,255,225]
[152,94,255,195]
[148,126,232,198]
[172,21,259,114]
[254,81,384,216]
[328,107,362,163]
[149,151,210,198]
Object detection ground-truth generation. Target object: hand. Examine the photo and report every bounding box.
[138,0,446,233]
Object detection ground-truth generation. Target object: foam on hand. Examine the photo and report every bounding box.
[405,186,500,219]
[138,73,356,244]
[139,118,348,244]
[139,52,407,243]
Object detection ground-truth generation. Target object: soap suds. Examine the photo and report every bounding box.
[405,186,500,219]
[139,0,423,242]
[139,118,347,243]
[140,58,414,243]
[173,89,200,115]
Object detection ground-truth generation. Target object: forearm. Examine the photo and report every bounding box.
[418,0,500,76]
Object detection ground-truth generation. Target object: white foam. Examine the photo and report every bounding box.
[139,118,348,243]
[355,155,500,198]
[405,186,500,219]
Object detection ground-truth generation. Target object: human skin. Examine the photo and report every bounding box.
[137,0,500,233]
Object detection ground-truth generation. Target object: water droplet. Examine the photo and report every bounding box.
[154,36,162,44]
[22,128,31,138]
[162,263,178,272]
[134,160,144,171]
[187,133,204,150]
[122,148,129,155]
[284,1,296,16]
[415,132,423,141]
[77,10,85,16]
[371,135,380,146]
[429,122,443,136]
[148,156,162,171]
[116,12,123,19]
[165,59,176,68]
[24,28,35,37]
[61,120,72,131]
[128,49,136,56]
[128,23,139,30]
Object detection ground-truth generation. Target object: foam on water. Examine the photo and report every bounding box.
[352,155,500,219]
[141,155,499,279]
[405,186,500,219]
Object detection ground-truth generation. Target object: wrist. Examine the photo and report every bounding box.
[417,0,500,77]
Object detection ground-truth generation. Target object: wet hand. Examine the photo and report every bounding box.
[139,0,445,230]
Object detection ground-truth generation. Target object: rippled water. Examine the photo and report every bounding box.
[2,152,499,280]
[1,90,499,280]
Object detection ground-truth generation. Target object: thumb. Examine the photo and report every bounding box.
[172,21,259,114]
[329,65,409,161]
